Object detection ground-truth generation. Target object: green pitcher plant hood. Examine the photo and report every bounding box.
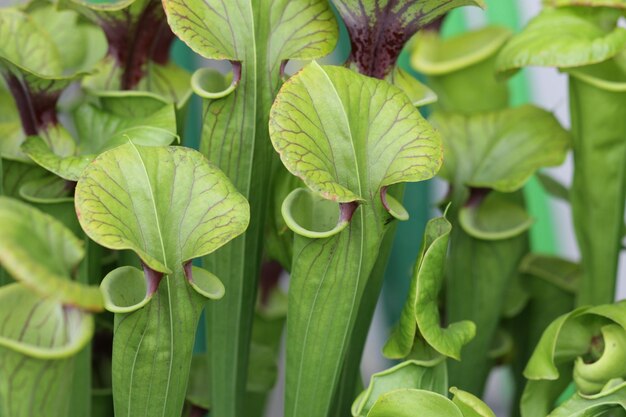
[63,0,191,106]
[330,0,485,105]
[74,143,249,416]
[384,215,476,361]
[270,61,442,417]
[0,197,101,417]
[0,6,106,160]
[21,93,178,181]
[496,7,626,75]
[521,301,626,416]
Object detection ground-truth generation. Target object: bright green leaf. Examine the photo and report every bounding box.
[496,8,626,74]
[270,61,442,203]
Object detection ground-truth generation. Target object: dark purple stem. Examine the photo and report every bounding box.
[183,261,193,282]
[260,260,282,307]
[4,73,38,136]
[465,187,491,208]
[189,405,207,417]
[3,72,60,136]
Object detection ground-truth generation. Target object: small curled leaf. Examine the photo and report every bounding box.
[450,387,497,417]
[184,263,225,300]
[100,266,155,313]
[459,191,534,240]
[191,64,240,99]
[281,188,354,239]
[573,324,626,395]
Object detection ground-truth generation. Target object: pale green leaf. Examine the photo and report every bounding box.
[384,216,475,360]
[22,95,177,180]
[496,8,626,74]
[432,105,570,193]
[270,61,442,203]
[29,5,107,73]
[410,26,511,113]
[0,283,94,417]
[0,196,103,310]
[19,174,74,203]
[0,8,62,76]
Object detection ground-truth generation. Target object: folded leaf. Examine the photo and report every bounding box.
[352,360,448,417]
[384,215,475,360]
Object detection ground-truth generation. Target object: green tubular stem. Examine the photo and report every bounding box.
[0,157,5,287]
[69,238,98,417]
[447,192,529,395]
[110,267,205,417]
[330,220,399,416]
[202,72,273,417]
[285,209,389,417]
[0,350,76,417]
[568,67,626,306]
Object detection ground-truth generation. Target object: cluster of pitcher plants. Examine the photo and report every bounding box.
[0,0,625,415]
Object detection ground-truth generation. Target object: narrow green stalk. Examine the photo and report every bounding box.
[568,65,626,306]
[446,194,529,394]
